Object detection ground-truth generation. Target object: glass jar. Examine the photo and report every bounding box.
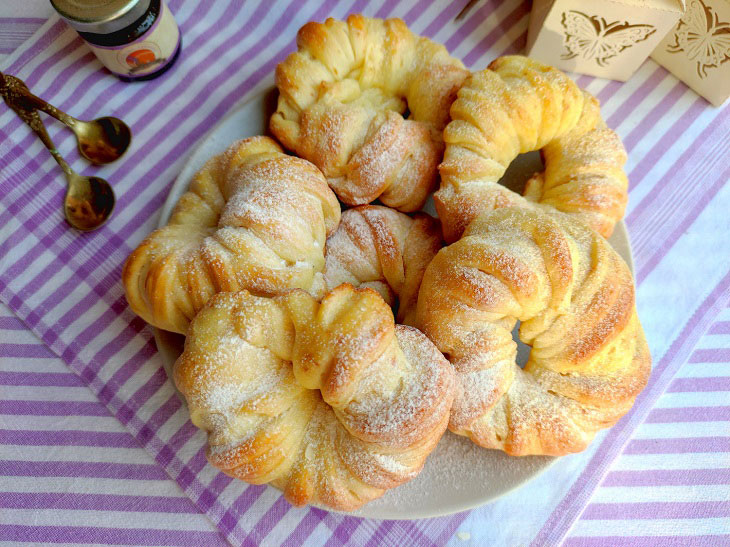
[51,0,181,82]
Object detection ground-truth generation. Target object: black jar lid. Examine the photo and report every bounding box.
[50,0,152,34]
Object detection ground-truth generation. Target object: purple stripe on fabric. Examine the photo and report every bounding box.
[647,406,730,423]
[374,0,400,18]
[195,472,234,513]
[603,468,730,487]
[605,66,666,129]
[103,337,158,391]
[323,517,363,547]
[434,514,473,545]
[636,167,728,283]
[15,39,90,107]
[0,371,82,387]
[0,343,53,358]
[462,2,528,67]
[668,377,730,393]
[364,521,397,547]
[564,536,730,547]
[622,80,688,152]
[323,515,360,547]
[1,459,169,480]
[582,500,730,520]
[626,98,724,220]
[2,492,199,513]
[444,0,500,50]
[533,271,730,546]
[623,115,730,272]
[593,79,623,105]
[690,348,730,363]
[0,524,226,546]
[5,19,66,74]
[0,400,109,416]
[624,436,730,455]
[283,508,327,547]
[0,315,26,329]
[124,392,182,446]
[2,429,141,448]
[709,321,730,335]
[246,496,291,542]
[401,0,425,25]
[414,0,463,34]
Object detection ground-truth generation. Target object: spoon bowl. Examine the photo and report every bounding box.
[64,173,116,231]
[76,116,132,164]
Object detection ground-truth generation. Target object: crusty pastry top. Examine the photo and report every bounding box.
[436,55,629,242]
[271,14,468,212]
[122,136,340,333]
[174,284,455,510]
[416,207,650,456]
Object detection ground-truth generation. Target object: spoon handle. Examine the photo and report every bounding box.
[0,74,75,178]
[0,71,78,129]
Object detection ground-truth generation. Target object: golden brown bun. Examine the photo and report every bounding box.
[271,14,468,212]
[173,284,455,511]
[416,207,650,456]
[436,55,628,242]
[321,205,442,325]
[122,137,340,333]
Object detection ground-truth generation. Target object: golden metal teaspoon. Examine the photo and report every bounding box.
[1,75,115,231]
[1,72,131,164]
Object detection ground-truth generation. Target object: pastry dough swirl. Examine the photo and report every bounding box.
[436,55,628,242]
[174,284,455,510]
[271,14,467,212]
[416,208,650,456]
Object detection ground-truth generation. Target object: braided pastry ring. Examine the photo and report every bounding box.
[270,14,468,212]
[416,207,650,456]
[122,136,340,334]
[435,55,629,243]
[174,284,455,510]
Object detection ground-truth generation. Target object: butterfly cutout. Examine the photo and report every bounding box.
[666,0,730,79]
[561,11,656,67]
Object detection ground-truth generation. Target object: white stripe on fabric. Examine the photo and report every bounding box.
[590,485,730,504]
[612,452,730,471]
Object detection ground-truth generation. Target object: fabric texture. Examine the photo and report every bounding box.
[0,1,728,545]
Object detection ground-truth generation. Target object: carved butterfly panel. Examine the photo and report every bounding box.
[561,11,656,67]
[666,0,730,78]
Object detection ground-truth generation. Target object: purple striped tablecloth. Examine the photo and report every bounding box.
[0,1,728,545]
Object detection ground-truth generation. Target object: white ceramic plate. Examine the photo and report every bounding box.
[154,87,634,520]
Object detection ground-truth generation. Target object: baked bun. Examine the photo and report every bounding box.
[122,137,340,333]
[271,14,468,212]
[416,207,650,456]
[321,205,442,325]
[174,284,455,510]
[436,55,628,242]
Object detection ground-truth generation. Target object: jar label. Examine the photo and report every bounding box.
[87,0,180,78]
